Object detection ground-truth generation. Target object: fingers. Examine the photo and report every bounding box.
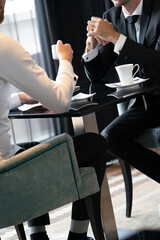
[94,36,108,46]
[56,40,72,52]
[87,16,111,44]
[104,19,108,23]
[87,17,104,39]
[57,40,72,49]
[87,17,102,32]
[53,40,73,62]
[87,17,106,30]
[90,16,102,22]
[57,40,63,46]
[87,17,108,32]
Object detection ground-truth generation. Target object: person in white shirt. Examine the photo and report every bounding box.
[0,1,108,240]
[83,0,160,184]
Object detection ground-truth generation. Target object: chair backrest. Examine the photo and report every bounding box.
[117,101,130,116]
[136,127,160,149]
[0,133,99,228]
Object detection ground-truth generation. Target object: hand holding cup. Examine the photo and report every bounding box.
[51,40,73,63]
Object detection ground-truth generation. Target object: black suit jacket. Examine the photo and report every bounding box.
[84,0,160,85]
[83,0,160,109]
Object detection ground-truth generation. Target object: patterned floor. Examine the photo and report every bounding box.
[1,162,160,240]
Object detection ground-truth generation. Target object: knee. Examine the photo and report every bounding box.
[101,126,122,156]
[85,132,107,147]
[101,125,116,146]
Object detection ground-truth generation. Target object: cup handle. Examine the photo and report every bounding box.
[133,64,140,78]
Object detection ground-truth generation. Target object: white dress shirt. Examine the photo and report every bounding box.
[9,92,21,110]
[0,31,76,162]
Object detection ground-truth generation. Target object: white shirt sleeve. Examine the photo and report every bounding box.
[114,34,127,54]
[82,34,127,62]
[82,46,99,62]
[9,92,21,110]
[0,33,77,113]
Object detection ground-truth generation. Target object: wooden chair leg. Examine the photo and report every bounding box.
[85,192,105,240]
[119,159,133,218]
[15,223,27,240]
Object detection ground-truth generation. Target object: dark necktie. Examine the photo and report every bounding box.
[126,15,147,110]
[126,15,139,41]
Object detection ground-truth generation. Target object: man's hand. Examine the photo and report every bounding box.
[56,40,73,63]
[86,20,108,52]
[86,36,98,52]
[87,17,120,45]
[18,92,38,105]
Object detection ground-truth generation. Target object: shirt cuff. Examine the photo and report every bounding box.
[114,34,127,54]
[57,60,78,87]
[74,73,78,81]
[82,46,99,62]
[9,92,21,110]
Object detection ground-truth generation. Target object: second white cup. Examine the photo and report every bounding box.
[115,63,140,86]
[51,44,58,60]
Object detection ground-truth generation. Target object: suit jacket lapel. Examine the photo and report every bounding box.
[118,11,128,36]
[139,0,152,44]
[139,12,150,44]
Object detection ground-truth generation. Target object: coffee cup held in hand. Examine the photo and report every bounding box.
[51,44,58,60]
[115,63,140,86]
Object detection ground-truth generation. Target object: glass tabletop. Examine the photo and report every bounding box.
[9,81,160,119]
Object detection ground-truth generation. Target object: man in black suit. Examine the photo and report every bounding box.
[83,0,160,183]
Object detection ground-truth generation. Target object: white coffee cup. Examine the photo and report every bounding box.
[51,44,58,60]
[115,63,140,86]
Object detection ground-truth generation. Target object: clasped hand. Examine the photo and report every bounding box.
[86,17,120,50]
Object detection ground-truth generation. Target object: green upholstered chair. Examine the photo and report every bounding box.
[117,102,160,217]
[0,133,104,240]
[136,127,160,150]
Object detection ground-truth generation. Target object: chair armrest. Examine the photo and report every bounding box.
[0,133,76,173]
[0,133,99,228]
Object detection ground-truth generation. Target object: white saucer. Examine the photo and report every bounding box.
[71,92,96,102]
[105,77,149,90]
